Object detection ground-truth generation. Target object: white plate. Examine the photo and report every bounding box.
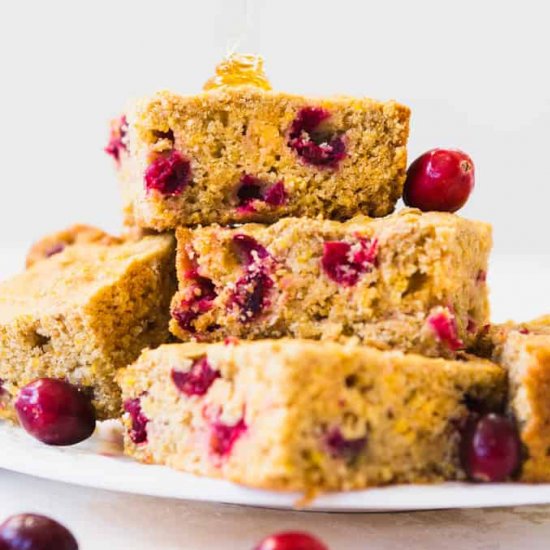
[2,253,550,512]
[1,421,550,512]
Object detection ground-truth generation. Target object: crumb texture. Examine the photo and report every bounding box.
[118,88,410,229]
[0,235,176,419]
[486,317,550,481]
[170,209,491,357]
[119,339,505,491]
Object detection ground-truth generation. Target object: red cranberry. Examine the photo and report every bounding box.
[325,428,367,460]
[461,413,520,482]
[172,356,220,397]
[45,244,65,258]
[263,181,287,206]
[172,274,217,333]
[321,237,378,286]
[232,234,270,266]
[0,514,78,550]
[210,416,247,457]
[123,397,149,445]
[476,270,487,284]
[403,148,475,212]
[427,309,463,351]
[230,235,274,321]
[105,115,128,163]
[144,150,191,196]
[0,379,8,411]
[236,174,286,209]
[230,268,273,322]
[14,379,96,446]
[254,532,329,550]
[288,107,346,168]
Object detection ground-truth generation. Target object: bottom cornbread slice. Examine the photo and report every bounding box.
[118,339,505,492]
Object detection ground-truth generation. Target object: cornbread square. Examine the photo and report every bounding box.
[25,224,122,268]
[483,316,550,481]
[115,87,410,229]
[119,339,505,492]
[25,224,152,268]
[0,235,176,419]
[170,209,492,357]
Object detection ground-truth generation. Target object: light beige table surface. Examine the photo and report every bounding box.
[1,470,549,549]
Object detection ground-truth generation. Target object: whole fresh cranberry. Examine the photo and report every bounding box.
[144,150,191,196]
[403,148,475,212]
[460,413,520,482]
[254,531,329,550]
[15,379,96,446]
[0,514,78,550]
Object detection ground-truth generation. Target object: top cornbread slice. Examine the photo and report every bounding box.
[116,87,410,229]
[0,235,176,419]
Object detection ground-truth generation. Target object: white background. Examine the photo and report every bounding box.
[0,0,548,256]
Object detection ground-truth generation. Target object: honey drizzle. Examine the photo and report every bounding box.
[203,53,272,91]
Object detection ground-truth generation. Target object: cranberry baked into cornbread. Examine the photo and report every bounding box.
[118,339,505,491]
[25,224,152,268]
[170,209,491,357]
[0,235,175,419]
[25,224,122,268]
[109,55,410,229]
[478,316,550,481]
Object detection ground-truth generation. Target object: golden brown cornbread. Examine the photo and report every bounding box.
[0,235,176,419]
[116,85,410,229]
[170,209,492,357]
[25,224,155,268]
[26,224,122,268]
[481,316,550,481]
[119,339,505,492]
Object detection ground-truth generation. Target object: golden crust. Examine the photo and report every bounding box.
[1,235,176,419]
[26,224,122,268]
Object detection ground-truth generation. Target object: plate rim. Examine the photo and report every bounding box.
[2,423,550,513]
